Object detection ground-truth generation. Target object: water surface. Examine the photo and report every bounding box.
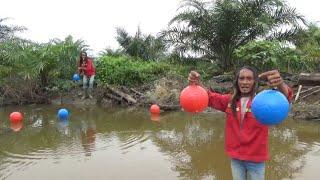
[0,105,319,180]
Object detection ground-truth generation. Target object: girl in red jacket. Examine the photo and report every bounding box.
[188,66,292,180]
[78,51,96,99]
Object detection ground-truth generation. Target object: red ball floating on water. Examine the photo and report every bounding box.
[180,85,209,113]
[9,112,23,122]
[150,104,160,114]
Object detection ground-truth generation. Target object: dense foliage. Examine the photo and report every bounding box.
[0,36,86,87]
[234,40,306,72]
[0,30,87,104]
[293,24,320,71]
[96,56,169,86]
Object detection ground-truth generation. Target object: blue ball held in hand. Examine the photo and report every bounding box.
[251,90,289,125]
[72,74,80,81]
[58,108,69,120]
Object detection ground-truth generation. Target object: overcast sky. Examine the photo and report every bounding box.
[1,0,319,55]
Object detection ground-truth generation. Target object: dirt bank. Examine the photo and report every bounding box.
[49,74,320,121]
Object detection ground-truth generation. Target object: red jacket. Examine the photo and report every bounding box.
[208,88,293,162]
[79,58,96,76]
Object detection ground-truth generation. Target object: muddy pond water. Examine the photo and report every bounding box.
[0,105,319,179]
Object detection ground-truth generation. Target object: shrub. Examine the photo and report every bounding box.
[96,56,169,86]
[234,40,308,73]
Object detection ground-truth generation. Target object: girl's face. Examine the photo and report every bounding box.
[81,53,87,59]
[237,69,255,96]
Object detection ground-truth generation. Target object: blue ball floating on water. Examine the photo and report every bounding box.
[251,90,290,125]
[72,74,80,81]
[58,108,69,120]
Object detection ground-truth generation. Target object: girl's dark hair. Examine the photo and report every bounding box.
[230,66,259,117]
[79,51,87,66]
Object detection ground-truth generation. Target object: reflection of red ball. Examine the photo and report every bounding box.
[150,114,160,122]
[150,104,160,114]
[9,112,23,122]
[180,85,209,113]
[10,122,23,132]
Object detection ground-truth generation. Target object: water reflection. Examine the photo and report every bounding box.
[57,119,70,135]
[10,121,23,132]
[0,105,319,179]
[150,113,160,122]
[152,113,231,179]
[80,120,96,156]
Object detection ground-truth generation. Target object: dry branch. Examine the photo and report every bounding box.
[130,88,144,96]
[300,87,320,100]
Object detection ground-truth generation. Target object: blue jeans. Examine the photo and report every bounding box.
[231,158,265,180]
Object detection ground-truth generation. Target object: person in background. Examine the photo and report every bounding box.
[188,66,293,180]
[78,51,96,99]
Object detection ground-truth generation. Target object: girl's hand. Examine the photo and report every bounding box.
[188,71,200,85]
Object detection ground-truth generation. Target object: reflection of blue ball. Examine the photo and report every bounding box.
[72,74,80,81]
[58,108,69,120]
[252,90,290,125]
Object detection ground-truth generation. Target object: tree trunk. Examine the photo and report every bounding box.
[219,46,234,71]
[40,71,48,87]
[219,55,232,71]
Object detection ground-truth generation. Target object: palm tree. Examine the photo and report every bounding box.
[0,35,87,87]
[292,23,320,71]
[0,17,26,42]
[162,0,305,71]
[34,36,87,87]
[116,27,167,60]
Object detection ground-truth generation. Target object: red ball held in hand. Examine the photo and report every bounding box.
[180,85,209,113]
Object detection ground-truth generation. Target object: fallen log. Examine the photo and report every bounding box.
[105,93,123,102]
[212,74,234,83]
[106,86,137,104]
[298,73,320,86]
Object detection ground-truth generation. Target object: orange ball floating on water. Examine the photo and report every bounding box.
[9,112,23,122]
[180,85,209,113]
[150,104,160,114]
